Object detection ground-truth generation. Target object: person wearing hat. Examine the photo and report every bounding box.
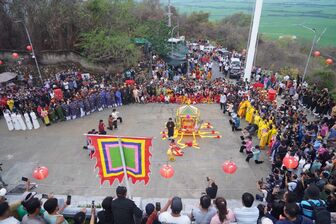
[111,186,142,224]
[158,197,190,224]
[166,118,175,140]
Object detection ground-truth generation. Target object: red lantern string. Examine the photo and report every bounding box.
[12,53,19,59]
[313,51,320,57]
[326,58,333,65]
[26,45,32,51]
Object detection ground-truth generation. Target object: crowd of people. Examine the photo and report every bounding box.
[1,45,336,224]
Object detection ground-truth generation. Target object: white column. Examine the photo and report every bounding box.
[244,0,264,81]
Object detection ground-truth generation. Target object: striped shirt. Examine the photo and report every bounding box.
[233,206,259,224]
[300,199,326,219]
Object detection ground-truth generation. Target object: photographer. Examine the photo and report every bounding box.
[0,164,8,187]
[205,177,218,199]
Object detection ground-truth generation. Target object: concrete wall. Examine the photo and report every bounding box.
[0,50,124,73]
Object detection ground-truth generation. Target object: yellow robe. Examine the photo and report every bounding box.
[7,99,14,111]
[245,106,255,124]
[259,125,269,149]
[238,100,249,118]
[268,128,278,145]
[254,115,261,127]
[258,119,265,139]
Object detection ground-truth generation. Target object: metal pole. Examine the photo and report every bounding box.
[244,0,264,82]
[17,20,43,83]
[171,25,179,55]
[167,0,172,27]
[302,31,316,82]
[117,137,132,198]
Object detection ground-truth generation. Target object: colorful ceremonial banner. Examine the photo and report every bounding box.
[87,135,152,185]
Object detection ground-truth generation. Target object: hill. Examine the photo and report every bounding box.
[170,0,336,46]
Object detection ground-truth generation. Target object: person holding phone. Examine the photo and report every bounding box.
[205,178,218,199]
[111,186,142,224]
[140,203,161,224]
[43,198,68,224]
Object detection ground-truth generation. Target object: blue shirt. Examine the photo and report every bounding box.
[300,199,326,219]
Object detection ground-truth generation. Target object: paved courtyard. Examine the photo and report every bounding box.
[0,103,271,199]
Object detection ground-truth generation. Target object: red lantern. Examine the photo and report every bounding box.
[282,156,298,169]
[32,166,49,180]
[185,141,193,147]
[12,52,19,59]
[160,164,174,179]
[26,45,32,51]
[326,58,333,65]
[222,161,237,174]
[0,60,3,65]
[313,51,320,57]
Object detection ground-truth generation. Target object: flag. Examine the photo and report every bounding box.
[87,135,152,185]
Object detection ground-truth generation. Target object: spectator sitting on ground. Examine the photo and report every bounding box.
[191,195,216,224]
[159,197,190,224]
[97,197,113,224]
[234,192,259,224]
[205,178,218,199]
[210,197,235,224]
[276,203,313,224]
[111,186,142,224]
[21,197,46,224]
[43,198,68,224]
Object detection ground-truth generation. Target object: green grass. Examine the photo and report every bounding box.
[170,0,336,46]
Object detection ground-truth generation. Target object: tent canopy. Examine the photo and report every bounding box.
[177,105,200,117]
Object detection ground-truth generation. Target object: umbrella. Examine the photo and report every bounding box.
[0,72,17,83]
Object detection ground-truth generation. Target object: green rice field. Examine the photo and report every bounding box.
[170,0,336,46]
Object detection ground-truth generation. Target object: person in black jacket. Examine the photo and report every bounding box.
[97,197,114,224]
[111,186,142,224]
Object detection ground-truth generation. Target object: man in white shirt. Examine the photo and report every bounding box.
[219,93,227,113]
[111,109,122,129]
[234,192,259,224]
[159,197,190,224]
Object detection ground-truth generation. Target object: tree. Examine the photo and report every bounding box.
[78,29,140,67]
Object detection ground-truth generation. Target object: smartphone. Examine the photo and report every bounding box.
[66,195,71,205]
[91,200,95,208]
[155,202,161,211]
[206,177,210,181]
[21,177,28,182]
[42,194,48,199]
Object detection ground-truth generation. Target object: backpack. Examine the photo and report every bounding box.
[307,200,331,224]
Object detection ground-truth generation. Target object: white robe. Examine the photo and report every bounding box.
[3,112,14,131]
[11,113,21,130]
[30,111,40,129]
[17,113,27,130]
[24,112,33,130]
